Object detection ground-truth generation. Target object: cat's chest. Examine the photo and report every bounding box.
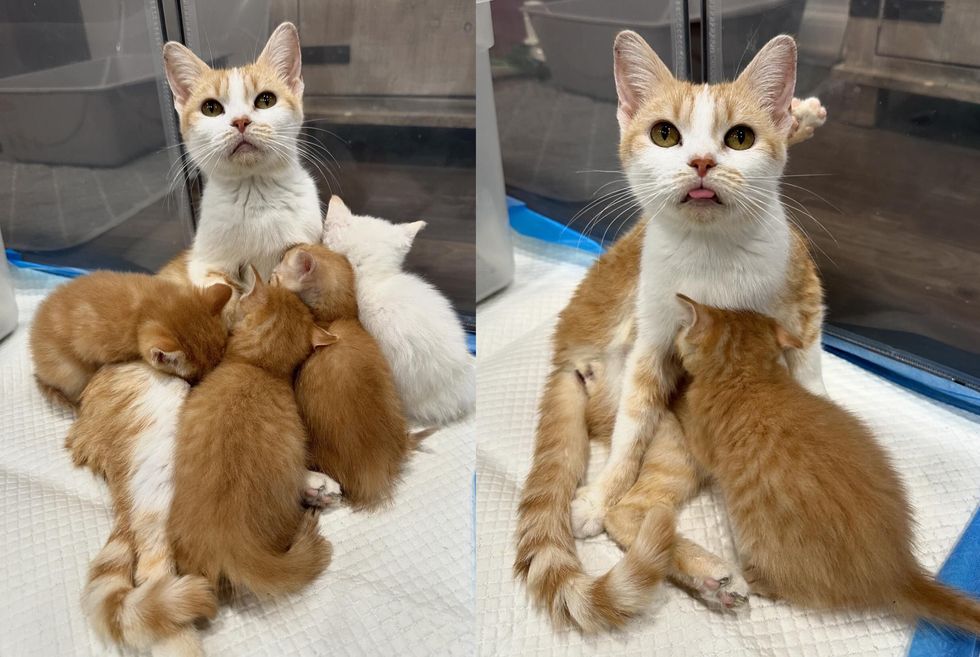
[201,176,321,241]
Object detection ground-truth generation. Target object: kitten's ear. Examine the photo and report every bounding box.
[162,42,209,112]
[326,195,352,223]
[242,264,265,298]
[613,31,674,132]
[311,325,339,349]
[149,344,187,373]
[775,324,803,350]
[402,221,427,245]
[203,283,233,316]
[675,293,713,337]
[292,249,317,279]
[736,35,797,133]
[258,22,303,96]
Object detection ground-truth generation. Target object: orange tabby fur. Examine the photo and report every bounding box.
[31,272,231,405]
[275,244,412,510]
[169,270,333,597]
[673,297,980,636]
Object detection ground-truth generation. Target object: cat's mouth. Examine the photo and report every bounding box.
[232,139,258,155]
[683,185,722,204]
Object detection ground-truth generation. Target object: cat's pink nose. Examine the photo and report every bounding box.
[232,117,251,133]
[689,156,716,177]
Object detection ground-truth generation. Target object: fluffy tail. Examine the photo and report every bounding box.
[902,574,980,636]
[82,529,216,650]
[227,510,332,597]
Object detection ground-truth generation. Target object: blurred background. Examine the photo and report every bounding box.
[0,0,475,327]
[488,0,980,395]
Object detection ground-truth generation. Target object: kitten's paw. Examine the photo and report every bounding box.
[788,97,827,145]
[570,486,606,538]
[303,471,343,508]
[698,571,751,611]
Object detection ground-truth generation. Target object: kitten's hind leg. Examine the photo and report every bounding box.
[304,470,343,508]
[604,412,749,611]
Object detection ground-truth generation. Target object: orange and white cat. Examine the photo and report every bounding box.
[161,22,321,287]
[275,244,413,509]
[515,32,828,630]
[670,296,980,636]
[169,268,334,597]
[67,362,217,657]
[31,272,231,405]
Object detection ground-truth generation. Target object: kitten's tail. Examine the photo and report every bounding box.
[227,510,332,596]
[561,504,675,631]
[902,574,980,636]
[82,529,216,651]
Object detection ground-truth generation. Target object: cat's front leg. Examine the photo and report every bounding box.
[570,341,675,538]
[786,338,827,396]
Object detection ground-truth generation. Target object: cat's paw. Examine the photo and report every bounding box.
[303,471,343,508]
[697,571,751,611]
[570,486,606,538]
[788,97,827,145]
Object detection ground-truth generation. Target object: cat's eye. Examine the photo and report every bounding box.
[201,99,224,117]
[724,125,755,150]
[255,91,277,109]
[650,121,681,148]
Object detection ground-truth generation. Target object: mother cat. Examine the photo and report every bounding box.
[514,32,827,631]
[160,22,321,286]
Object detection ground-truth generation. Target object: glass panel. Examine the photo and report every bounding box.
[713,0,980,388]
[184,0,476,323]
[490,0,680,245]
[0,0,194,272]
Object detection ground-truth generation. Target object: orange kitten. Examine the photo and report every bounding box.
[275,245,412,510]
[67,362,216,657]
[169,268,334,597]
[672,295,980,635]
[31,272,232,405]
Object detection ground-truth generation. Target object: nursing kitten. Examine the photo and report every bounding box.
[31,272,231,405]
[515,33,829,631]
[169,269,334,597]
[322,196,475,426]
[67,362,216,657]
[670,296,980,636]
[162,22,321,286]
[275,244,412,509]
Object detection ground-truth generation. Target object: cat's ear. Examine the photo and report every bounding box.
[675,293,713,337]
[292,249,317,280]
[311,325,339,349]
[258,22,304,96]
[203,283,233,316]
[148,340,188,375]
[162,42,209,112]
[325,195,352,225]
[613,31,674,132]
[736,35,797,133]
[242,264,265,299]
[774,324,803,350]
[402,221,427,245]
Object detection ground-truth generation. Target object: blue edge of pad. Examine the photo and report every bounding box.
[507,197,980,656]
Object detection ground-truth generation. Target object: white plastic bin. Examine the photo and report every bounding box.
[476,0,515,302]
[0,227,18,340]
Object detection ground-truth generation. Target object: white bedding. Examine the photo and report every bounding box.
[476,235,980,657]
[0,267,474,657]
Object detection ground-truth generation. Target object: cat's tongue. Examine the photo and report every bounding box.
[688,188,716,200]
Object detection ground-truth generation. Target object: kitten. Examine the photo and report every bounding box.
[162,22,322,287]
[515,33,830,631]
[322,196,475,426]
[67,362,216,657]
[670,295,980,635]
[168,268,334,597]
[275,244,413,510]
[31,272,231,405]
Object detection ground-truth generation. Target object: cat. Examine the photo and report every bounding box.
[31,272,232,405]
[274,244,413,509]
[668,295,980,636]
[161,22,322,288]
[67,362,217,657]
[514,32,830,631]
[168,267,335,597]
[321,196,475,426]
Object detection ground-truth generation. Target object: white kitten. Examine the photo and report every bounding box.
[163,23,322,285]
[322,196,475,426]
